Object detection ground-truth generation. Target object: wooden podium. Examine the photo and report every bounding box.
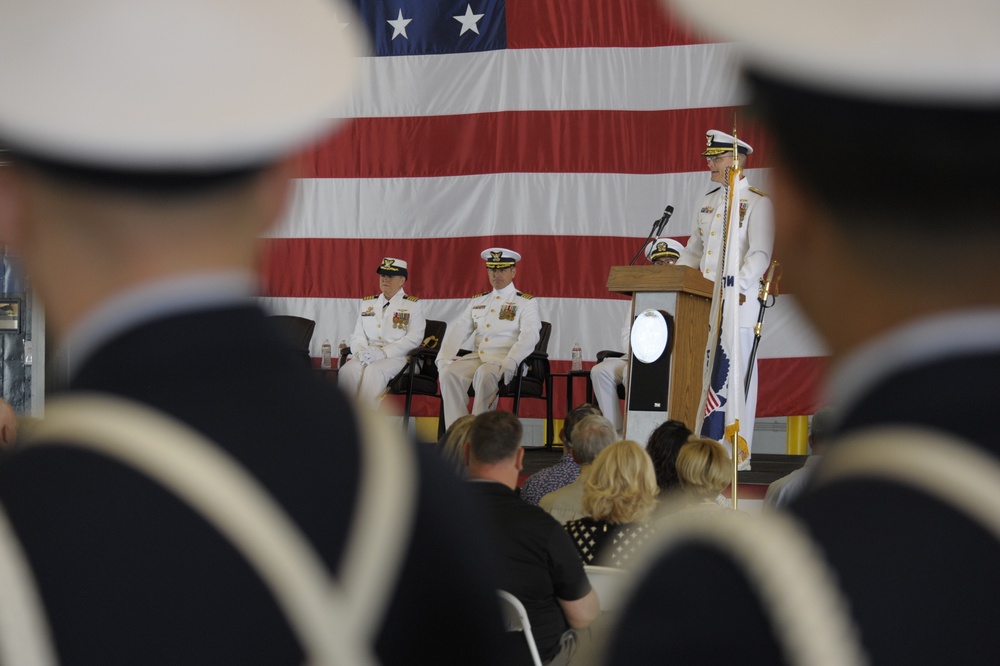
[606,265,713,444]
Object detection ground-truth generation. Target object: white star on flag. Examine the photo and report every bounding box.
[387,9,412,40]
[453,4,484,35]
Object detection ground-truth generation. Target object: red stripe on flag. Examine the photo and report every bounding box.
[756,356,829,418]
[297,109,772,179]
[386,357,827,422]
[260,235,674,300]
[507,0,713,49]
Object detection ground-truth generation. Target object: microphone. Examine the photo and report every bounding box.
[653,205,674,236]
[630,203,675,265]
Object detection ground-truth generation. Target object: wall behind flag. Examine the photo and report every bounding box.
[257,0,829,419]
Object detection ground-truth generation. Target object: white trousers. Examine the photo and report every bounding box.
[337,357,407,411]
[439,357,504,429]
[590,357,628,432]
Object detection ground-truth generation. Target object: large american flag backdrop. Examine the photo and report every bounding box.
[257,0,829,425]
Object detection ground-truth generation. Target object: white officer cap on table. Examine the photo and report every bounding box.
[647,238,685,262]
[0,0,367,170]
[702,130,753,157]
[481,248,522,269]
[377,258,409,278]
[666,0,1000,104]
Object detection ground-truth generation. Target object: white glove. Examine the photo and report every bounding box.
[367,348,387,363]
[436,357,453,370]
[356,349,372,366]
[501,357,519,385]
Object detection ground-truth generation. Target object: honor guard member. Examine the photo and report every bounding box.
[0,1,505,663]
[340,257,426,410]
[592,238,684,433]
[605,0,1000,664]
[676,130,774,463]
[437,248,541,429]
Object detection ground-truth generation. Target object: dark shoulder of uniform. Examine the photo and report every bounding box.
[472,290,491,298]
[362,294,379,301]
[749,186,768,197]
[516,291,535,300]
[403,294,420,302]
[706,186,722,195]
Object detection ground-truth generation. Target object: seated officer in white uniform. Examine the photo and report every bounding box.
[591,237,684,433]
[437,248,541,429]
[339,257,426,410]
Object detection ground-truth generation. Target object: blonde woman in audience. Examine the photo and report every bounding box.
[675,437,734,514]
[564,440,659,568]
[438,414,476,478]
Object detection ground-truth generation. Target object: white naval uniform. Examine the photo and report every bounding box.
[676,178,774,452]
[338,289,426,409]
[437,283,541,428]
[590,324,631,433]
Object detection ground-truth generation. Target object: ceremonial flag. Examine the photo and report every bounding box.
[697,157,750,463]
[257,0,829,423]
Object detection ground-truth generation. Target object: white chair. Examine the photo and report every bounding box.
[584,565,630,613]
[497,590,543,666]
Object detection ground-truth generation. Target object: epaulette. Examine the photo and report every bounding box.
[473,290,491,298]
[403,294,420,302]
[707,186,722,195]
[362,294,378,301]
[749,186,768,197]
[516,291,535,300]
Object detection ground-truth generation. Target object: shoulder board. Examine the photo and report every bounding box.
[749,186,768,197]
[516,291,535,300]
[403,294,420,302]
[707,186,722,195]
[362,294,378,301]
[473,291,491,298]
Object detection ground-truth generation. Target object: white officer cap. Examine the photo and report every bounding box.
[481,248,522,269]
[702,130,753,157]
[377,257,409,278]
[647,237,685,262]
[667,0,1000,104]
[0,0,367,170]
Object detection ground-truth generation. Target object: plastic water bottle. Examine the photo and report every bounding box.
[571,342,583,372]
[320,339,332,369]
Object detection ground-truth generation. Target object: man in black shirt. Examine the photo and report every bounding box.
[467,411,599,665]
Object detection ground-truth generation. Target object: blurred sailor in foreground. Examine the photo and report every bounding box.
[340,257,426,410]
[0,1,504,663]
[603,0,1000,663]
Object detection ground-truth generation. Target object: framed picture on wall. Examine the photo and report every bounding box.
[0,296,22,333]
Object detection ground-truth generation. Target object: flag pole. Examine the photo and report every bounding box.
[727,127,740,508]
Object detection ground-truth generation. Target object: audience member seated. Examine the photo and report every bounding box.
[764,407,833,510]
[540,415,619,524]
[645,419,693,505]
[438,414,476,479]
[466,411,599,665]
[520,404,602,505]
[564,440,659,568]
[674,438,737,516]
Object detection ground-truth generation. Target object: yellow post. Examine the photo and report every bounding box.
[786,415,809,454]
